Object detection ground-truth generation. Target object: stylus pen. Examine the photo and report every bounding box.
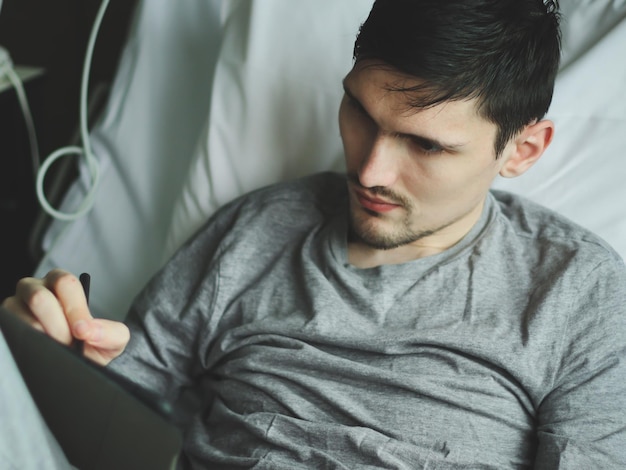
[75,272,91,355]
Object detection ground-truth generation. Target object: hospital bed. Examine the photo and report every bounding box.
[32,0,626,321]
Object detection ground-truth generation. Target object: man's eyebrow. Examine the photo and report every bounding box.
[342,80,468,151]
[399,133,468,152]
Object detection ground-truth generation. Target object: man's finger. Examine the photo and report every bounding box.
[15,276,72,344]
[43,269,92,333]
[81,319,131,366]
[1,296,46,334]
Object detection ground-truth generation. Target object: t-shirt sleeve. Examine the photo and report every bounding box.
[106,175,335,406]
[106,198,245,402]
[534,255,626,468]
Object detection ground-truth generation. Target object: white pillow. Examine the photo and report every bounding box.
[559,0,626,68]
[164,0,374,257]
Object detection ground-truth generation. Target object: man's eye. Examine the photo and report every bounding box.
[412,138,444,155]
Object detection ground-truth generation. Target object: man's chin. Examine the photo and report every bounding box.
[349,217,418,251]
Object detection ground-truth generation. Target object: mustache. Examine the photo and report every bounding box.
[346,173,411,208]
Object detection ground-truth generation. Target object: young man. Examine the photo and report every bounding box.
[3,0,626,468]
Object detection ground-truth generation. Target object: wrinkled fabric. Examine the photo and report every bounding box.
[111,172,626,469]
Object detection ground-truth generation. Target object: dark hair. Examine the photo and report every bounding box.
[353,0,562,157]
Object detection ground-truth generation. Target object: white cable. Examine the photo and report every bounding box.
[35,0,110,221]
[0,46,40,177]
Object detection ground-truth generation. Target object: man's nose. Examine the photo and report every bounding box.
[357,134,400,189]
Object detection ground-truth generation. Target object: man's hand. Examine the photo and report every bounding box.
[1,269,130,366]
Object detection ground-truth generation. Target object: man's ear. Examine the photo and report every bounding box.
[499,120,555,178]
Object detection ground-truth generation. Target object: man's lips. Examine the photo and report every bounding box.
[354,189,402,213]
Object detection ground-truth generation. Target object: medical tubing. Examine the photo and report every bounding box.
[35,0,110,221]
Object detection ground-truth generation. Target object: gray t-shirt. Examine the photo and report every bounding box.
[110,172,626,469]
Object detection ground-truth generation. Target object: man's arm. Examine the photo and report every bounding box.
[534,256,626,468]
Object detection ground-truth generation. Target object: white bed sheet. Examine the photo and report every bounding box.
[35,0,626,320]
[36,0,225,318]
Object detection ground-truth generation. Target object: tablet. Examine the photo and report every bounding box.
[0,306,182,470]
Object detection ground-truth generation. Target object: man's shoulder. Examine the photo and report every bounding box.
[232,171,347,220]
[489,189,623,266]
[200,171,347,241]
[247,171,347,210]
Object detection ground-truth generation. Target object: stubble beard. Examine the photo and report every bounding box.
[349,206,438,250]
[347,177,438,250]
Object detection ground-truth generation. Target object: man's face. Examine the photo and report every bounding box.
[339,60,514,253]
